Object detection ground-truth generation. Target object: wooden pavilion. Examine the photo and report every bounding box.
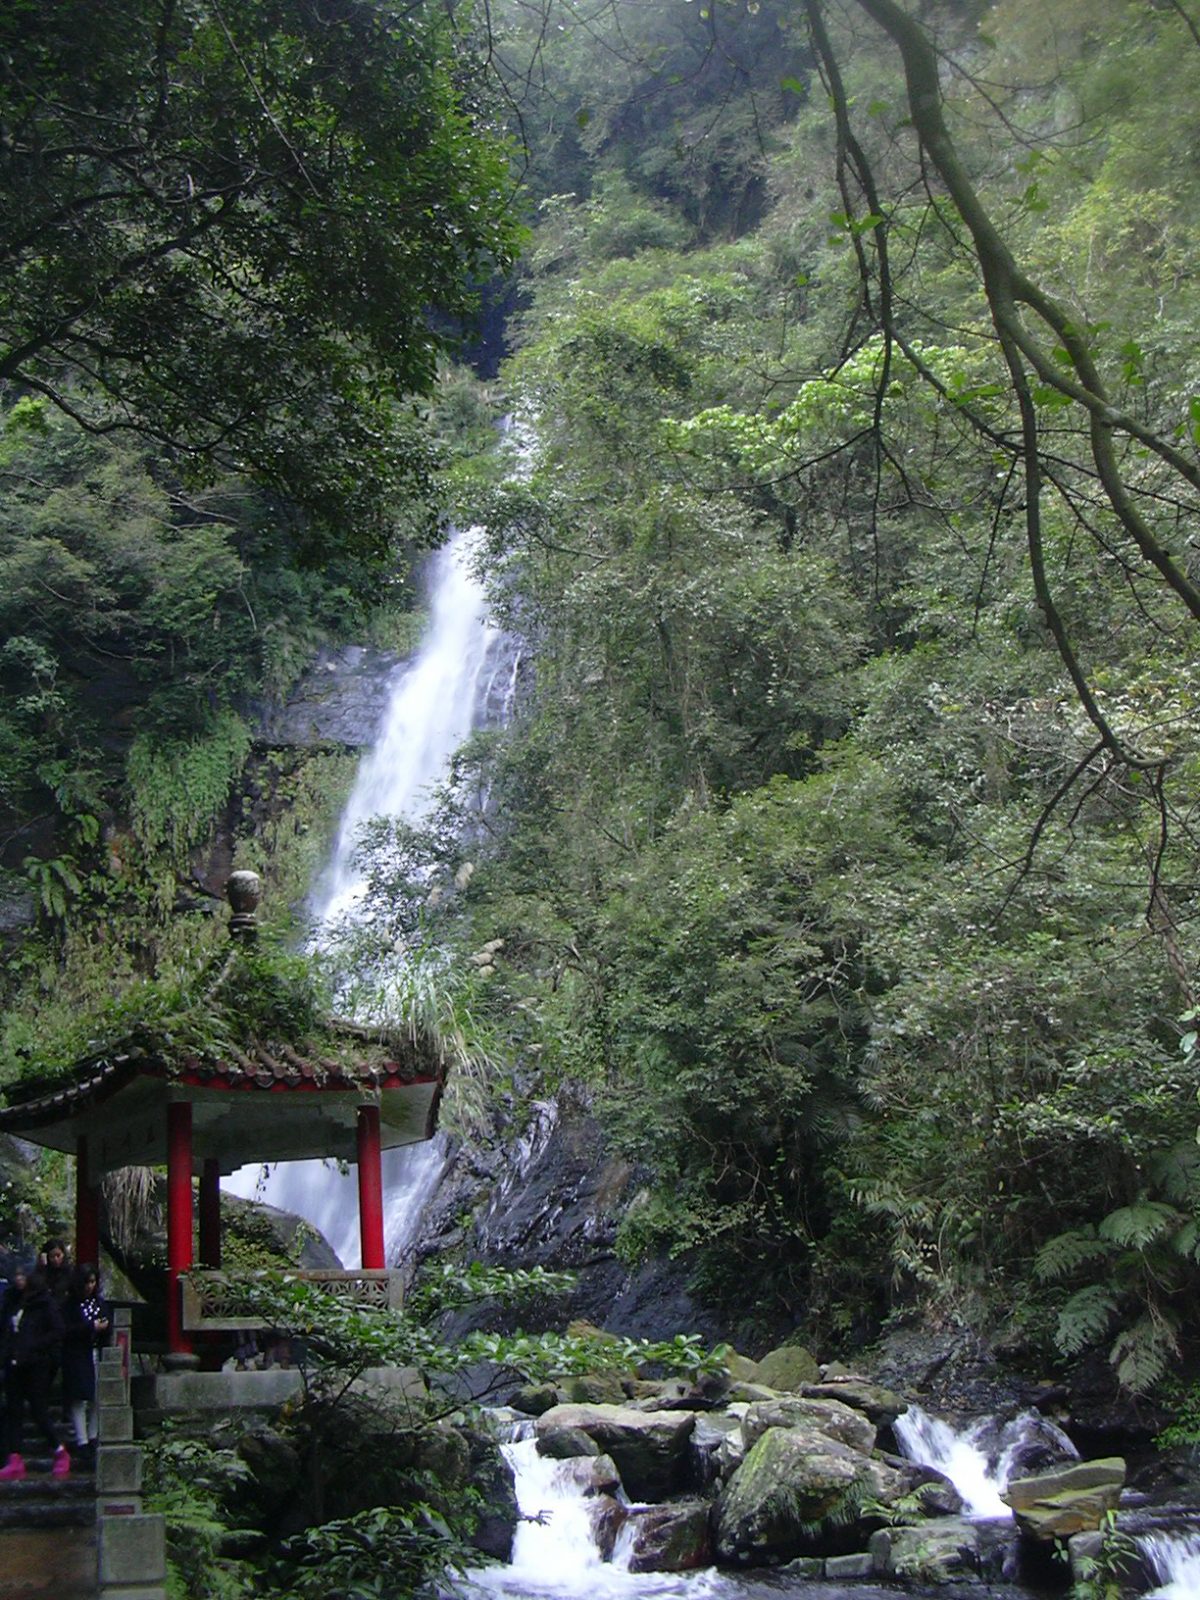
[0,874,444,1355]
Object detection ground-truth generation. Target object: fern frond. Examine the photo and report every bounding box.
[1111,1312,1179,1395]
[1055,1284,1118,1356]
[1149,1142,1200,1203]
[1034,1227,1107,1283]
[1097,1200,1180,1250]
[1171,1219,1200,1261]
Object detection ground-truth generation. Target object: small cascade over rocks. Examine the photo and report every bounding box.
[895,1404,1079,1520]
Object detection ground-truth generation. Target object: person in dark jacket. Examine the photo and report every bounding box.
[62,1264,109,1460]
[0,1270,68,1480]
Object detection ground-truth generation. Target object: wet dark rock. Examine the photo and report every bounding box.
[536,1426,602,1459]
[870,1516,1020,1585]
[255,645,401,748]
[465,1427,518,1561]
[533,1403,695,1501]
[422,1095,726,1346]
[621,1499,713,1572]
[511,1383,561,1417]
[553,1454,622,1497]
[689,1412,743,1490]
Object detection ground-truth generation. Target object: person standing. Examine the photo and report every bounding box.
[62,1265,109,1463]
[0,1269,69,1480]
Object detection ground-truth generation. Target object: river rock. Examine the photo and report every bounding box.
[1003,1457,1125,1540]
[553,1454,622,1497]
[620,1500,713,1572]
[534,1403,695,1500]
[870,1515,1018,1583]
[800,1378,906,1425]
[561,1372,629,1406]
[536,1426,601,1459]
[690,1413,743,1489]
[512,1383,561,1416]
[741,1396,876,1455]
[714,1421,906,1563]
[753,1345,820,1391]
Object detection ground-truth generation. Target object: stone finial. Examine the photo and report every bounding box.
[226,871,262,943]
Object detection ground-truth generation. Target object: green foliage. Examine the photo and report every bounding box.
[128,713,253,863]
[0,0,522,551]
[143,1432,256,1600]
[266,1503,479,1600]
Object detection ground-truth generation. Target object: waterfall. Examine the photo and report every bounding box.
[225,526,518,1264]
[895,1405,1078,1520]
[1141,1530,1200,1599]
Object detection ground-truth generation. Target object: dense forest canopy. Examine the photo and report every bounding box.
[4,0,1200,1403]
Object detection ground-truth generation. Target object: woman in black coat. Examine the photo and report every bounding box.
[0,1269,68,1479]
[62,1264,109,1458]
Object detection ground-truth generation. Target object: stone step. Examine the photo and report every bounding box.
[0,1526,97,1598]
[0,1496,95,1529]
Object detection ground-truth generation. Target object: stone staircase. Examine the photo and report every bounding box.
[0,1415,96,1599]
[0,1307,167,1600]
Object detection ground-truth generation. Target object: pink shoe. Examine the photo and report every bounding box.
[0,1454,25,1481]
[51,1446,70,1479]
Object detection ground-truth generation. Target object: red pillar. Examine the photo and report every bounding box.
[166,1101,194,1355]
[75,1135,100,1268]
[199,1157,222,1269]
[356,1103,385,1270]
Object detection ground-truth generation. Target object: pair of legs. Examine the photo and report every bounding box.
[5,1360,61,1455]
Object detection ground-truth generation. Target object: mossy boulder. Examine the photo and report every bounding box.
[741,1396,876,1455]
[715,1422,905,1563]
[753,1345,820,1392]
[1003,1458,1125,1540]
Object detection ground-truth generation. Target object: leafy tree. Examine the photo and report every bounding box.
[0,0,521,553]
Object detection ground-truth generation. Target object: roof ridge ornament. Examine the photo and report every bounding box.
[226,871,262,944]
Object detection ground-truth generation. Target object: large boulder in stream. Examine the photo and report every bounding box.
[533,1403,695,1500]
[870,1516,1020,1584]
[621,1500,713,1572]
[1002,1457,1125,1540]
[714,1421,908,1563]
[741,1396,877,1455]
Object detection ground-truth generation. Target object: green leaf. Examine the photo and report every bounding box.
[1097,1200,1180,1250]
[1056,1285,1118,1355]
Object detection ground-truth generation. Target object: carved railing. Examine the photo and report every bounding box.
[181,1268,402,1331]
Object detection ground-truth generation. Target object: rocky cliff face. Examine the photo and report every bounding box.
[414,1092,728,1346]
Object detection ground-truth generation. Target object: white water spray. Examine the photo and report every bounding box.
[225,527,518,1263]
[466,1433,729,1600]
[895,1405,1077,1521]
[1141,1531,1200,1600]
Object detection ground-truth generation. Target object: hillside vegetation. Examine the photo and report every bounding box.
[4,0,1200,1399]
[395,0,1200,1388]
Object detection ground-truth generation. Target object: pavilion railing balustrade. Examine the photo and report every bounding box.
[181,1267,402,1332]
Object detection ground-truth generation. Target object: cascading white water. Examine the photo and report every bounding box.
[225,526,519,1264]
[895,1405,1078,1521]
[466,1432,729,1600]
[1141,1530,1200,1599]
